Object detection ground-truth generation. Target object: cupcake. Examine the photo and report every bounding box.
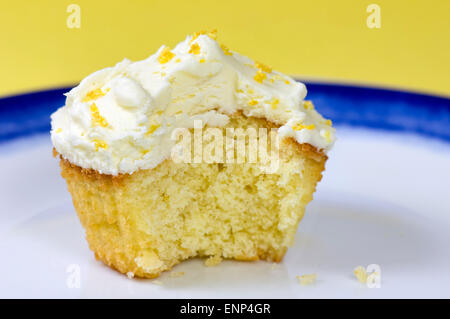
[51,31,335,278]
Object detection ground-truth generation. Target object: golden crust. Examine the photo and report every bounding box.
[57,112,327,278]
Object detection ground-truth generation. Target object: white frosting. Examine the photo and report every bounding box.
[51,34,335,175]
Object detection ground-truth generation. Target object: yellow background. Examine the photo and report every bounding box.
[1,0,449,97]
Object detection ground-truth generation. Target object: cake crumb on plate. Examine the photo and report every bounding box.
[169,271,185,278]
[354,266,368,284]
[296,273,317,286]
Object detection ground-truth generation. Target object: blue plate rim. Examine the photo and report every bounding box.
[0,81,449,144]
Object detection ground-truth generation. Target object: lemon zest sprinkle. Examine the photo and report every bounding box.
[190,29,218,43]
[254,61,272,73]
[270,98,279,110]
[304,101,314,110]
[254,70,267,83]
[158,47,175,64]
[293,123,315,131]
[141,146,154,155]
[208,29,218,40]
[90,103,108,127]
[323,130,331,143]
[220,44,232,56]
[83,88,108,102]
[93,139,108,151]
[189,43,201,55]
[191,30,205,42]
[248,99,259,106]
[146,124,161,136]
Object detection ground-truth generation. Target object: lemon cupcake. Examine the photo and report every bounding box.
[51,31,335,278]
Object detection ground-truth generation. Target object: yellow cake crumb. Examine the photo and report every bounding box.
[135,250,164,272]
[354,266,368,284]
[158,47,175,64]
[204,255,223,267]
[296,273,317,286]
[169,271,185,278]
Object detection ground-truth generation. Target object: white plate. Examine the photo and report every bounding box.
[1,127,449,298]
